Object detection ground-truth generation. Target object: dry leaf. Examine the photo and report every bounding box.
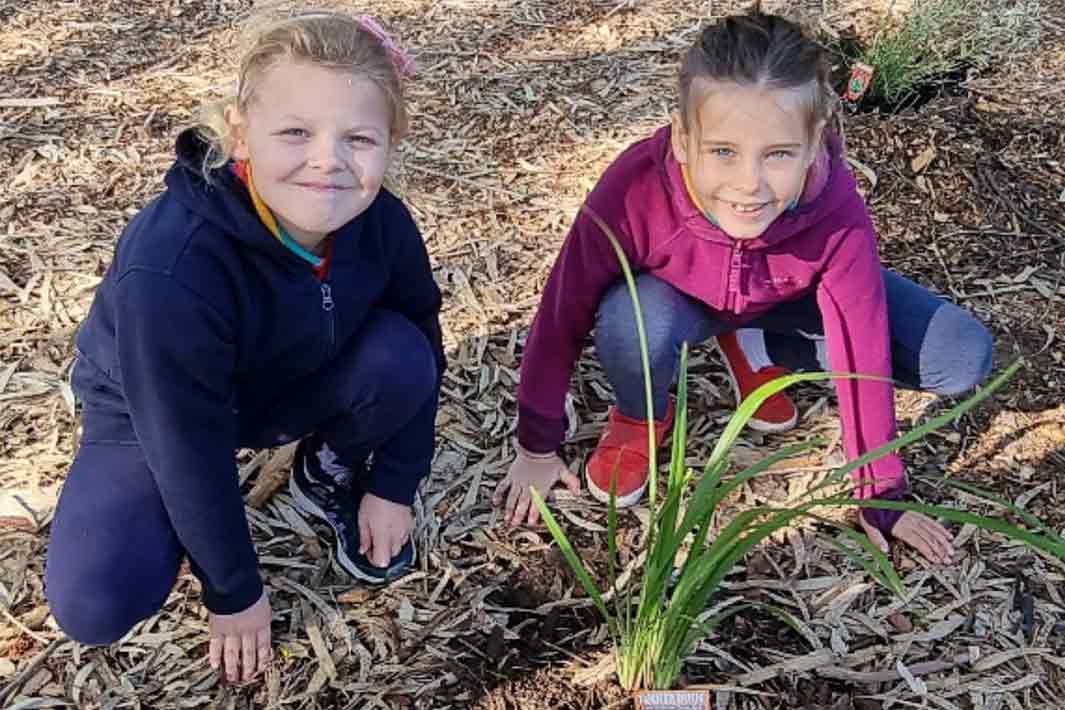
[911,145,936,173]
[886,611,914,633]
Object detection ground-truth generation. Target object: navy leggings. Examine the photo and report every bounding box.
[595,270,993,419]
[46,310,437,645]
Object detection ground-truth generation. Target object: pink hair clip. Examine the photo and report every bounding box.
[357,15,416,78]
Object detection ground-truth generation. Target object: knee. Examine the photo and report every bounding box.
[46,530,171,646]
[924,306,993,396]
[361,310,437,406]
[47,581,140,646]
[596,274,683,366]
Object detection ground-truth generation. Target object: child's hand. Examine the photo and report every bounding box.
[358,493,413,568]
[208,589,272,683]
[860,510,955,565]
[493,447,580,527]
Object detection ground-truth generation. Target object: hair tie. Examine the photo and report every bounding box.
[357,15,416,78]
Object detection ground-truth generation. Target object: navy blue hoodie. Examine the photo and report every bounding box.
[73,129,444,614]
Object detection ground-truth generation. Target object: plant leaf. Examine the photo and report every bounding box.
[922,475,1052,535]
[583,206,659,516]
[827,360,1023,491]
[530,487,614,623]
[836,497,1065,559]
[829,525,905,597]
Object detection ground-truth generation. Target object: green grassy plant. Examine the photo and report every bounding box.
[531,211,1064,692]
[855,0,1041,105]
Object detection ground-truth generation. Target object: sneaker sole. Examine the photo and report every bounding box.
[713,340,799,434]
[585,469,646,508]
[287,473,415,585]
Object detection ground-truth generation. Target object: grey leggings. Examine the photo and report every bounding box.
[595,269,993,419]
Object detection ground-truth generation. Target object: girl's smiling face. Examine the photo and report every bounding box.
[230,60,394,251]
[671,80,824,240]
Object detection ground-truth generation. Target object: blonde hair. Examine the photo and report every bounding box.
[195,10,410,177]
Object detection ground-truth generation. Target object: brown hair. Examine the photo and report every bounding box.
[195,10,410,177]
[678,4,839,139]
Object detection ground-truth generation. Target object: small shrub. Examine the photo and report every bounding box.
[854,0,1041,105]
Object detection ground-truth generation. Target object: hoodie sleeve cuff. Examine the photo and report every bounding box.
[516,404,565,455]
[364,460,423,506]
[191,561,263,615]
[859,485,909,536]
[860,506,906,536]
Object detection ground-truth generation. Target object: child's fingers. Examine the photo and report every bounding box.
[358,510,372,556]
[209,636,223,671]
[904,514,951,563]
[492,476,511,506]
[900,520,944,563]
[504,483,522,523]
[241,632,257,682]
[509,490,531,527]
[931,519,954,545]
[915,535,941,563]
[559,468,581,494]
[932,516,954,539]
[364,521,389,567]
[920,518,954,562]
[525,496,542,527]
[864,523,890,554]
[224,634,240,682]
[373,536,390,568]
[256,628,272,675]
[920,520,950,553]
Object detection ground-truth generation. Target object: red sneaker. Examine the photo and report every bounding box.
[586,398,675,507]
[715,331,798,433]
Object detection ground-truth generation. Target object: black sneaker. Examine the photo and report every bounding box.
[289,436,415,584]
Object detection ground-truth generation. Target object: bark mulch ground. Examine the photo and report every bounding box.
[1,1,1063,709]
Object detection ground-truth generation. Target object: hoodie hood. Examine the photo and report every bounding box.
[655,125,861,250]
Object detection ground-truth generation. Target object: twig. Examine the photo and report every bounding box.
[599,696,633,710]
[954,283,1042,301]
[1033,253,1065,329]
[397,587,483,662]
[977,162,1063,243]
[0,637,62,706]
[245,442,298,508]
[816,654,970,682]
[405,163,534,199]
[941,229,1045,240]
[1,608,50,645]
[680,684,778,697]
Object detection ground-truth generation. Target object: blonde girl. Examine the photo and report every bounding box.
[46,11,442,683]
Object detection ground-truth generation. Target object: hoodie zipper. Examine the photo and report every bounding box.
[320,281,335,355]
[726,247,743,312]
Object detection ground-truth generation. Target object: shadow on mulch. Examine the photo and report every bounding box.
[0,0,249,89]
[436,576,627,710]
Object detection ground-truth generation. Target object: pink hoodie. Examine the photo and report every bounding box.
[517,125,907,519]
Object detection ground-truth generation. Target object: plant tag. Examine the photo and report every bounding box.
[635,690,710,710]
[843,61,875,103]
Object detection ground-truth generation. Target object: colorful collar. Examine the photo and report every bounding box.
[231,161,323,268]
[679,163,719,226]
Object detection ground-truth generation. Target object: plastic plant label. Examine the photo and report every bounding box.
[635,690,710,710]
[843,61,875,103]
